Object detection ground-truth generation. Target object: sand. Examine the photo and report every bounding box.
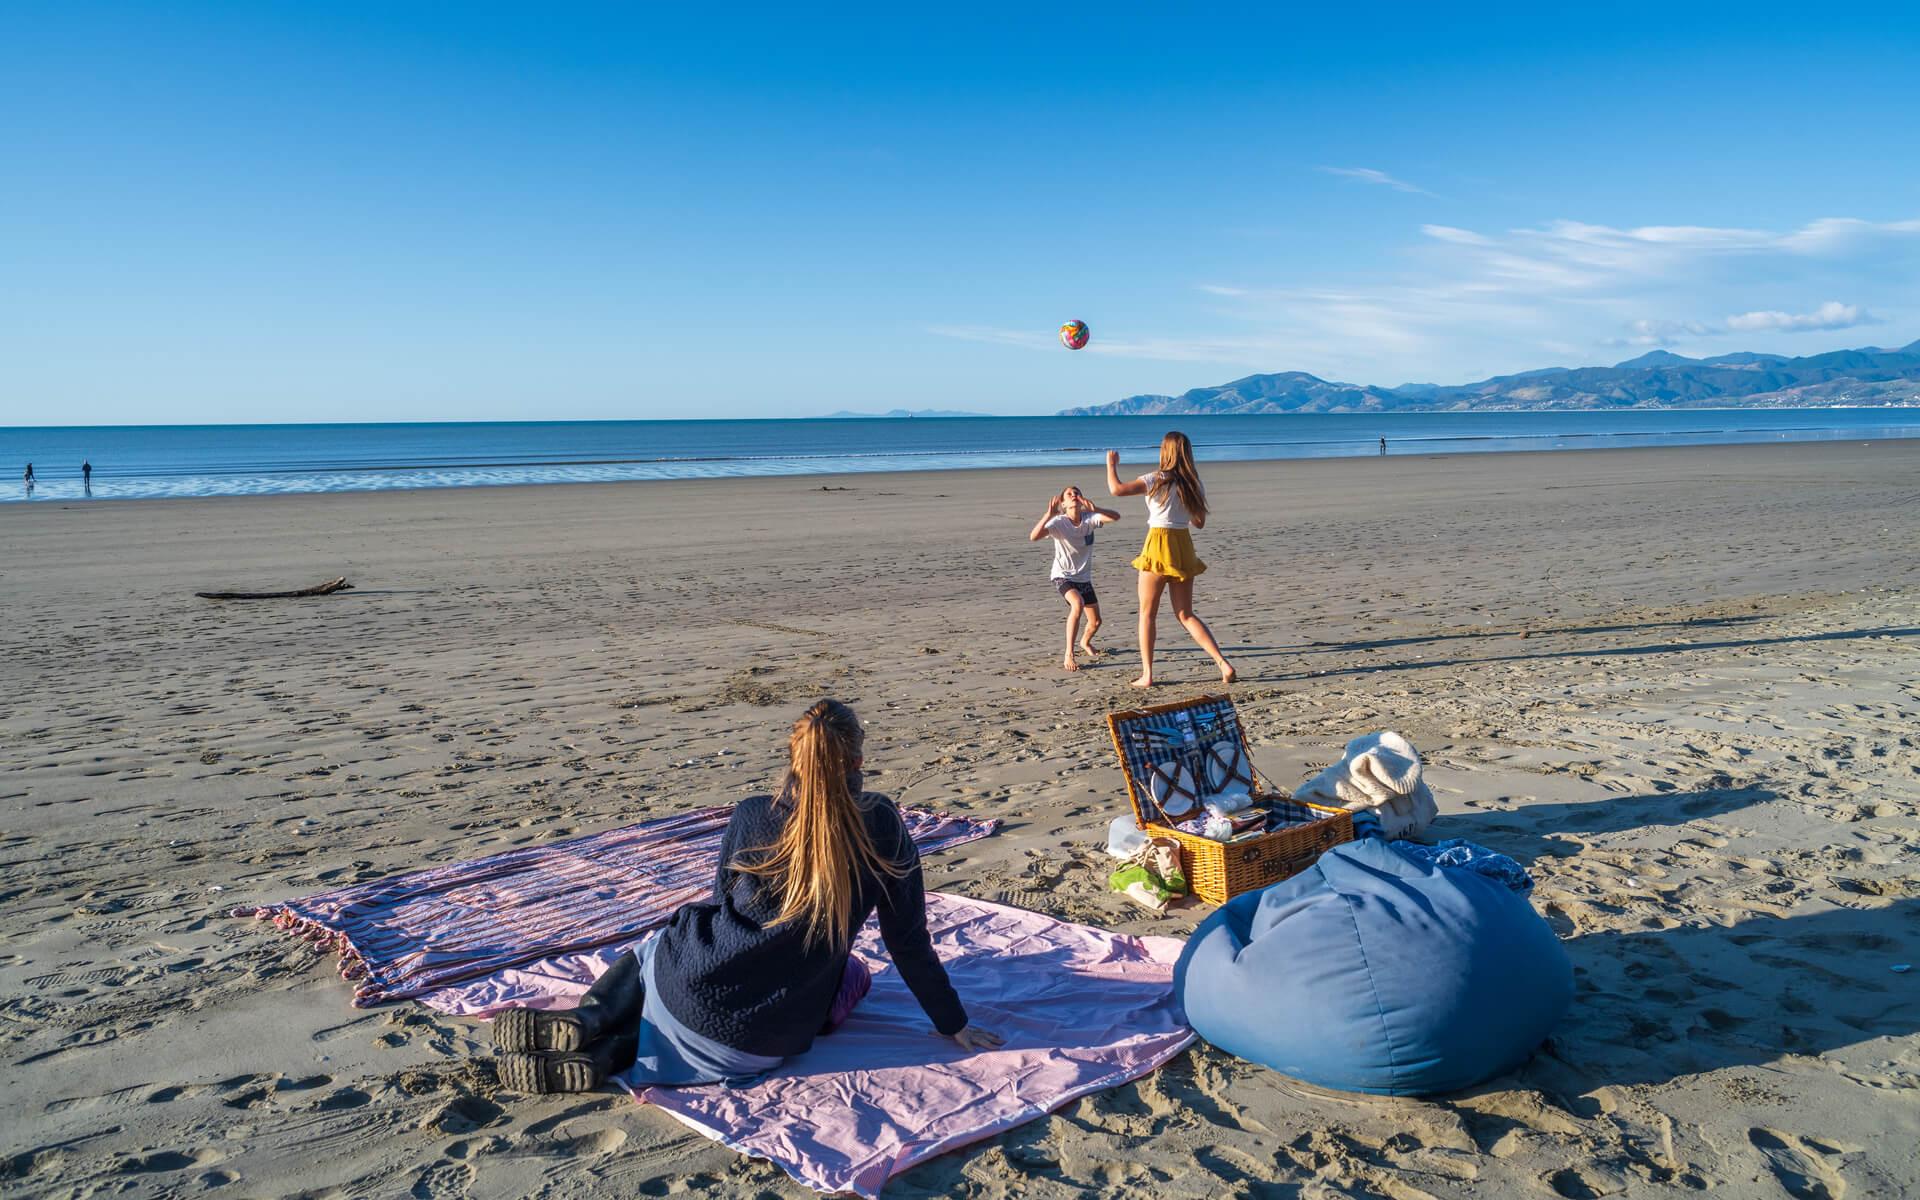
[3,439,1917,1199]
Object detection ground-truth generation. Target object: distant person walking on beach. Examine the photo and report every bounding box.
[22,462,33,495]
[1106,433,1237,688]
[483,699,1002,1094]
[1029,484,1121,672]
[82,460,92,491]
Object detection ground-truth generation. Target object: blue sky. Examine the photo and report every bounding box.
[3,3,1918,424]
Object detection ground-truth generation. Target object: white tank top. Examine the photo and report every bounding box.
[1138,471,1204,529]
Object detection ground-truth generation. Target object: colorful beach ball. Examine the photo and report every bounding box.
[1059,320,1090,350]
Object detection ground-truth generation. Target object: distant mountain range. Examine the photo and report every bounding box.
[1059,340,1920,415]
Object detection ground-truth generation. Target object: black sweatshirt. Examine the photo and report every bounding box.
[651,789,968,1058]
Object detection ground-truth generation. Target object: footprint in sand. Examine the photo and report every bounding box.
[554,1127,628,1156]
[421,1095,505,1135]
[1546,1163,1635,1198]
[313,1086,372,1111]
[1749,1127,1853,1200]
[116,1146,227,1175]
[408,1158,476,1198]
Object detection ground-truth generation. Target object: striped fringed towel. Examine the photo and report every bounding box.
[235,804,999,1007]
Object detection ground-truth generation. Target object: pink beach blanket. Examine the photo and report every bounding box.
[422,893,1193,1198]
[236,804,998,1007]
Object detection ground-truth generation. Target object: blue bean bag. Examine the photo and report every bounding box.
[1174,837,1572,1096]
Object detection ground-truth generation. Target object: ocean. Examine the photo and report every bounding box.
[3,410,1917,502]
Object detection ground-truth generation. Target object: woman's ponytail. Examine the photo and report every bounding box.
[735,699,903,950]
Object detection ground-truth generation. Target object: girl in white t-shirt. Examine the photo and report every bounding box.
[1028,484,1121,671]
[1105,432,1237,688]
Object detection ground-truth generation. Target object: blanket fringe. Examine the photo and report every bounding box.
[236,905,377,995]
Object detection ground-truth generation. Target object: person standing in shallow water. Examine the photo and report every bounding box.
[1105,432,1237,688]
[22,463,34,495]
[82,461,92,493]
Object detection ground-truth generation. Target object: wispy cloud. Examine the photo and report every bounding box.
[1608,302,1880,346]
[1316,166,1435,197]
[1608,318,1715,347]
[1418,216,1920,295]
[1420,224,1489,245]
[1299,209,1916,366]
[923,324,1055,350]
[1724,301,1876,333]
[1778,217,1920,253]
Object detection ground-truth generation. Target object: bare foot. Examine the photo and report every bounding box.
[1062,657,1080,672]
[1220,664,1239,685]
[1130,675,1154,689]
[1078,642,1101,659]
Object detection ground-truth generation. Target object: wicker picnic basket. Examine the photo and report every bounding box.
[1107,694,1354,905]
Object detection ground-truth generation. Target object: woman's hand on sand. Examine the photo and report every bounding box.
[949,1024,1005,1052]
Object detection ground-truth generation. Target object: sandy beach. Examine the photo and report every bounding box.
[3,439,1918,1199]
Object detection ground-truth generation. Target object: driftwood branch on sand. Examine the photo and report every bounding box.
[196,577,354,601]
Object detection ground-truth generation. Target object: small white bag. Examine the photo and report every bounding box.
[1105,814,1147,860]
[1204,789,1252,818]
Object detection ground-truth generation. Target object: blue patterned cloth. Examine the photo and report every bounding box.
[1392,838,1533,894]
[1349,810,1385,840]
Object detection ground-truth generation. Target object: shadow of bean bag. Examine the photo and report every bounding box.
[1174,837,1572,1096]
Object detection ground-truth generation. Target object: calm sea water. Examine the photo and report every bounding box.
[3,411,1916,502]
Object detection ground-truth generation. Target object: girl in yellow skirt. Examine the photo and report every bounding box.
[1105,432,1237,688]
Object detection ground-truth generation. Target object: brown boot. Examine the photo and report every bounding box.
[491,952,643,1053]
[496,1033,638,1095]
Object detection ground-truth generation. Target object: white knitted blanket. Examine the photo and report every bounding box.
[1293,730,1437,840]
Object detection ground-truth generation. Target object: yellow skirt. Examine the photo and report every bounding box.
[1132,527,1207,581]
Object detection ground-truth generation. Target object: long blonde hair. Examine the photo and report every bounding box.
[1149,431,1207,522]
[734,699,905,950]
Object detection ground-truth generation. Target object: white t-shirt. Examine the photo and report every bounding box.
[1138,472,1206,529]
[1045,513,1112,581]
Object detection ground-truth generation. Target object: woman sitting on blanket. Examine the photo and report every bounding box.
[489,698,1005,1093]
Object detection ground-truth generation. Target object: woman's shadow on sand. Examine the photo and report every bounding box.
[1442,781,1772,866]
[1561,898,1915,1086]
[1449,785,1919,1094]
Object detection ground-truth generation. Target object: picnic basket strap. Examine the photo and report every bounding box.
[1207,699,1269,794]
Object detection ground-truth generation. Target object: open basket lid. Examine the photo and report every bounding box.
[1106,693,1266,826]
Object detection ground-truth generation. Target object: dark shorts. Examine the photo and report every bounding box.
[1055,579,1099,606]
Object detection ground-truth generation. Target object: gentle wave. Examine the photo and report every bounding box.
[5,423,1882,478]
[5,412,1917,502]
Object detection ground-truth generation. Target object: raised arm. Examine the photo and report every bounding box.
[1028,496,1063,542]
[1106,450,1149,497]
[1092,505,1122,522]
